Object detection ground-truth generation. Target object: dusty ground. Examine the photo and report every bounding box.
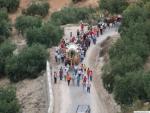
[74,0,99,8]
[9,0,99,24]
[0,75,47,113]
[0,78,10,87]
[48,0,99,12]
[16,75,47,113]
[48,0,71,11]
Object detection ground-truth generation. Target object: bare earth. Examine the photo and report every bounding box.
[48,0,99,12]
[0,75,47,113]
[74,0,99,8]
[16,75,47,113]
[48,0,71,11]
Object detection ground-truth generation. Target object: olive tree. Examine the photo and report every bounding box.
[5,43,48,82]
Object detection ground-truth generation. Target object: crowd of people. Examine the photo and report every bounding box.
[53,17,121,93]
[54,63,93,93]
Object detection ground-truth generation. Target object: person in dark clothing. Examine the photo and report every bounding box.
[59,67,63,80]
[54,71,57,84]
[100,26,103,35]
[77,29,80,39]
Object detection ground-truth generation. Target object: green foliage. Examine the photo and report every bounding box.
[51,7,94,25]
[120,4,147,31]
[6,43,48,81]
[0,0,20,12]
[72,0,82,3]
[114,75,137,105]
[99,0,128,14]
[0,8,8,20]
[5,43,48,82]
[102,2,150,105]
[102,63,114,93]
[114,71,150,105]
[15,15,42,34]
[0,87,20,113]
[0,41,16,75]
[143,73,150,99]
[144,2,150,17]
[24,3,49,17]
[26,22,63,47]
[0,20,10,40]
[0,9,10,41]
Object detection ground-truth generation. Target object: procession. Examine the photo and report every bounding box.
[52,15,122,93]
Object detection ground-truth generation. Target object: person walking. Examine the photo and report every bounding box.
[92,34,97,45]
[61,52,64,63]
[77,75,80,87]
[82,75,87,91]
[55,51,58,62]
[54,71,57,84]
[66,72,71,86]
[89,70,93,81]
[72,72,76,86]
[80,21,84,33]
[100,26,103,35]
[83,64,87,73]
[59,67,63,80]
[57,53,61,64]
[64,66,68,81]
[77,29,80,39]
[87,81,91,93]
[87,68,90,80]
[74,64,78,76]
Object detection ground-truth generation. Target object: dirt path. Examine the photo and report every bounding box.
[48,0,99,12]
[48,0,71,12]
[52,25,120,113]
[74,0,99,8]
[9,0,31,24]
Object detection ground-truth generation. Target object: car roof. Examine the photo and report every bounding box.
[76,105,90,112]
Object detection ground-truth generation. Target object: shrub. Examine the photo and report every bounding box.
[114,75,137,105]
[0,9,10,41]
[0,8,8,20]
[102,2,150,105]
[26,22,63,47]
[0,87,20,113]
[72,0,83,3]
[15,15,42,34]
[0,0,20,12]
[0,41,16,75]
[99,0,128,14]
[51,7,94,25]
[143,73,150,99]
[24,3,49,17]
[114,71,150,105]
[5,43,48,82]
